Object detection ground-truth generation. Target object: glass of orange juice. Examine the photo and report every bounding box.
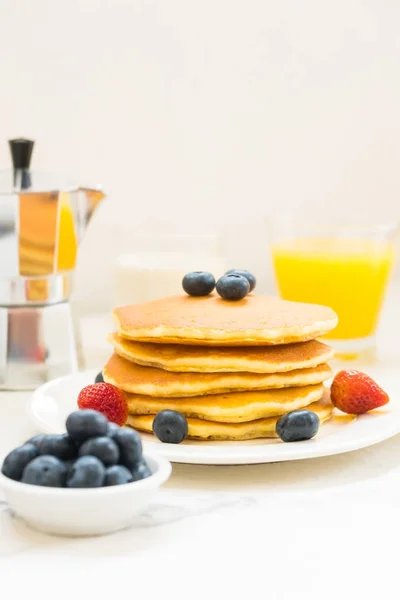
[270,219,397,362]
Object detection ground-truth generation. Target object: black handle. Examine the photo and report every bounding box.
[8,138,35,169]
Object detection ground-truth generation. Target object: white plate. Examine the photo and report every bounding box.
[29,369,400,465]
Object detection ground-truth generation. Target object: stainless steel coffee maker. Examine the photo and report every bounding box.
[0,139,105,389]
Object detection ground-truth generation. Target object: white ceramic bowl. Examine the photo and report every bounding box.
[0,454,171,536]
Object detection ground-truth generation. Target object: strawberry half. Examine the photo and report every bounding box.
[330,369,389,415]
[77,382,128,426]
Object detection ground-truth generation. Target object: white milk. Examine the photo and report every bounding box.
[113,251,226,306]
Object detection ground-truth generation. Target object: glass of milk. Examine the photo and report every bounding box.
[113,233,227,306]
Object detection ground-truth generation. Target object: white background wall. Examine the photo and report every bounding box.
[0,0,399,313]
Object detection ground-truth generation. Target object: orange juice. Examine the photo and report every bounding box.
[56,194,78,271]
[271,238,395,341]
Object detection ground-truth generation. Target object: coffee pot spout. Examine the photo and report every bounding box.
[78,187,106,230]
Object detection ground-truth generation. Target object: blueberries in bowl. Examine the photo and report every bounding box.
[131,458,152,481]
[107,422,120,438]
[152,410,188,444]
[105,465,133,486]
[216,273,250,301]
[1,443,39,481]
[182,271,216,297]
[22,456,67,487]
[26,434,46,449]
[1,409,152,488]
[66,456,106,488]
[39,433,76,460]
[112,428,142,470]
[66,409,108,442]
[78,436,120,466]
[225,269,256,292]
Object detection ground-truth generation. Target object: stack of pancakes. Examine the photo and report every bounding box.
[104,294,338,441]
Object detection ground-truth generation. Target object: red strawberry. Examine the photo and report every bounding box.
[77,383,128,426]
[330,369,389,415]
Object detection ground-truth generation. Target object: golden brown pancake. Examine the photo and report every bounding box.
[127,397,333,440]
[103,353,333,397]
[109,332,334,373]
[113,294,338,346]
[126,384,324,423]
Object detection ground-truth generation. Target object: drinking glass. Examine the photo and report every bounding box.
[269,218,397,362]
[114,232,226,306]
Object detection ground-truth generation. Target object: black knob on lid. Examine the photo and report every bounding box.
[8,138,34,169]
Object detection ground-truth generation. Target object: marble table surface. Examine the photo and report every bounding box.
[0,286,399,599]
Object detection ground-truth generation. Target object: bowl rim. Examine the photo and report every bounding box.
[0,452,171,496]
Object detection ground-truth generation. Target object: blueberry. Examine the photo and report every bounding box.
[95,371,104,383]
[104,465,133,486]
[107,422,120,438]
[182,271,215,297]
[225,269,256,292]
[152,410,188,444]
[216,274,250,301]
[66,409,108,443]
[131,458,152,482]
[276,409,320,443]
[21,455,67,487]
[78,436,120,466]
[39,434,76,460]
[1,443,39,481]
[112,428,142,469]
[25,434,46,449]
[63,459,75,473]
[66,456,106,488]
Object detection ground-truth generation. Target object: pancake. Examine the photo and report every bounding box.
[126,384,324,423]
[127,397,333,440]
[109,332,334,373]
[113,294,338,346]
[103,353,333,397]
